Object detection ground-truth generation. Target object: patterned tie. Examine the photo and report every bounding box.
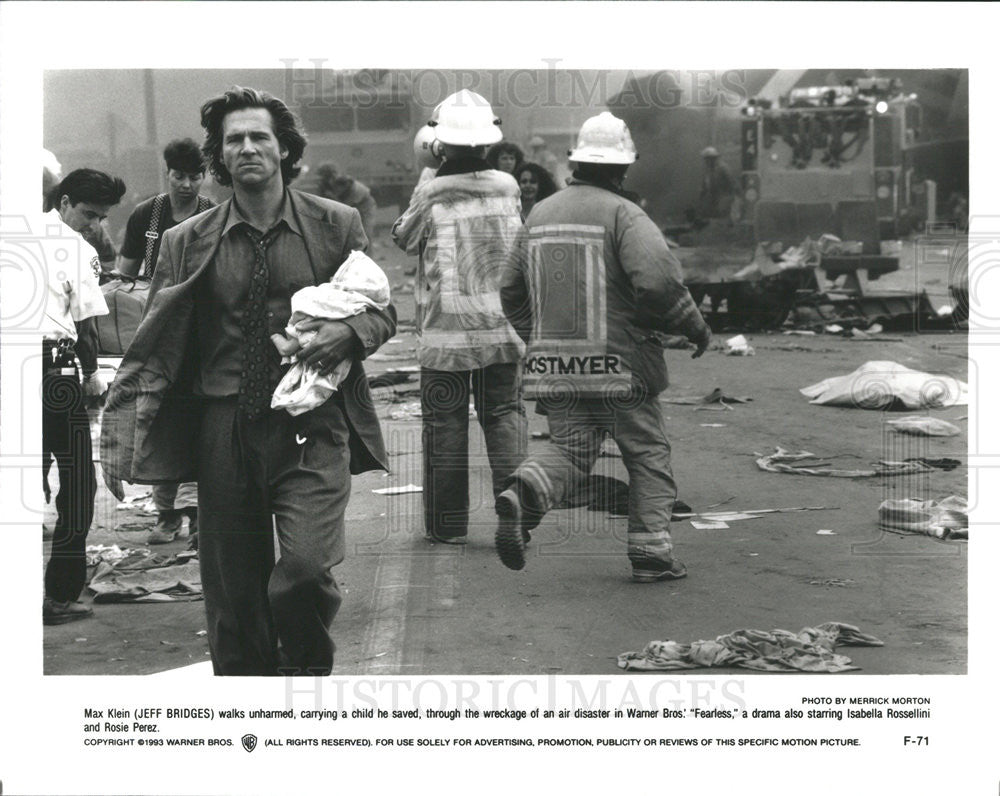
[238,225,278,421]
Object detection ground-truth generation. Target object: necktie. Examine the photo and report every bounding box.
[238,225,278,421]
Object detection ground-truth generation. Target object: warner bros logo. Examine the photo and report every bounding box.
[242,733,258,753]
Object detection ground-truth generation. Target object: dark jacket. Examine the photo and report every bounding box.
[101,189,396,494]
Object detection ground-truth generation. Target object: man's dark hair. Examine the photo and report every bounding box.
[163,138,205,174]
[571,162,629,185]
[46,168,126,210]
[200,86,306,187]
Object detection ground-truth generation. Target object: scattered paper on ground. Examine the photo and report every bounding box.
[618,622,883,672]
[372,484,423,495]
[690,520,729,530]
[885,415,961,437]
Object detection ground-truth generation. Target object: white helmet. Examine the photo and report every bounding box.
[430,89,503,147]
[413,123,444,170]
[568,111,637,164]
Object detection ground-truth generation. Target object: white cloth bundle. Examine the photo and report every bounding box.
[270,250,390,415]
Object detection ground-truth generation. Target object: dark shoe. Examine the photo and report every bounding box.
[632,558,688,583]
[149,510,183,544]
[495,490,526,571]
[671,500,694,520]
[43,598,93,625]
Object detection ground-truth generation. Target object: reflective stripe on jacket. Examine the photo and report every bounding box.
[392,169,525,371]
[501,180,709,400]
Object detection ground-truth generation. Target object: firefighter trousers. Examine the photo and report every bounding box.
[507,395,677,566]
[420,363,527,541]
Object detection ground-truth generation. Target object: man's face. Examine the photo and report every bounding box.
[167,169,204,203]
[497,152,517,173]
[221,107,288,189]
[59,196,112,238]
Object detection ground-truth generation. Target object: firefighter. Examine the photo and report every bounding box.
[496,111,711,581]
[392,90,527,544]
[697,145,736,220]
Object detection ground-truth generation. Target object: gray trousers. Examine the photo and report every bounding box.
[197,396,351,676]
[152,481,198,512]
[508,395,678,566]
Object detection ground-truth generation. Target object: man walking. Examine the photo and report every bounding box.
[392,90,527,544]
[101,87,396,675]
[117,138,215,545]
[41,168,126,624]
[496,112,711,581]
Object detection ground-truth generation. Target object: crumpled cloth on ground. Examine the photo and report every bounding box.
[271,250,390,415]
[756,446,933,478]
[661,388,752,406]
[88,557,202,603]
[879,495,968,540]
[885,415,961,437]
[618,622,883,673]
[801,361,968,410]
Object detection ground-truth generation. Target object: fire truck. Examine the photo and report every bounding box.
[679,78,936,329]
[742,76,921,249]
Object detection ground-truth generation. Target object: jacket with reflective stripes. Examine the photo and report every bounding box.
[500,179,708,399]
[392,169,525,371]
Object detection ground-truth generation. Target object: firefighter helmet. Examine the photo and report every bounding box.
[430,90,503,147]
[568,112,637,164]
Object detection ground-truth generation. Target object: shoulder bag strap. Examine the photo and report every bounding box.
[141,193,167,278]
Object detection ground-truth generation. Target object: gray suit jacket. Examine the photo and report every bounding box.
[101,189,396,492]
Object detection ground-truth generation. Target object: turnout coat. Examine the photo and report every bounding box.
[100,189,396,497]
[500,178,709,400]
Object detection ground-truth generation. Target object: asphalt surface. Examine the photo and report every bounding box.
[43,234,969,676]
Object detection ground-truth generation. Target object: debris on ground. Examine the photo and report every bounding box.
[388,401,422,420]
[372,484,423,495]
[725,334,755,356]
[661,388,752,407]
[886,415,961,437]
[368,372,413,389]
[904,457,962,471]
[800,361,968,410]
[693,506,837,522]
[756,447,933,477]
[691,519,729,530]
[88,558,202,603]
[816,530,837,535]
[617,621,883,672]
[878,495,968,540]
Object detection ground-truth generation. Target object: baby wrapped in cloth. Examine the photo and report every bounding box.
[270,250,391,415]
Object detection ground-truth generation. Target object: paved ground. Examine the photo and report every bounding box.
[43,233,969,676]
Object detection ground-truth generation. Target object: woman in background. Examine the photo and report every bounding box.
[515,161,558,221]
